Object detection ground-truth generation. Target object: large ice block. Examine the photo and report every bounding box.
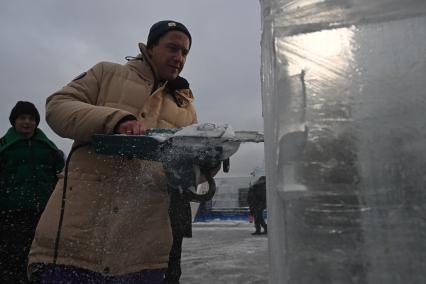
[260,0,426,283]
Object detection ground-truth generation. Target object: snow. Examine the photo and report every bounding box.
[180,221,268,284]
[174,123,235,138]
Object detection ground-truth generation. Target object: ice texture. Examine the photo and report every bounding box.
[260,0,426,283]
[144,123,235,142]
[174,123,235,138]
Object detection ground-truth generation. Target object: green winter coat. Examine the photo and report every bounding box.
[0,127,65,211]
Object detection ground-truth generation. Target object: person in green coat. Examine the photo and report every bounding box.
[0,101,65,283]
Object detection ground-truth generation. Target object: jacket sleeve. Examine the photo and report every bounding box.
[46,62,136,142]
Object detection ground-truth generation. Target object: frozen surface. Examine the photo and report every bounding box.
[142,123,235,143]
[174,123,235,138]
[260,0,426,283]
[180,221,268,284]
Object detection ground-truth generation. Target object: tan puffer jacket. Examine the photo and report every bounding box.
[29,44,197,276]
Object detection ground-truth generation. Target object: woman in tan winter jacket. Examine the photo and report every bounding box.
[28,20,210,283]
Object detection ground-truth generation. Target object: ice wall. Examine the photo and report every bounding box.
[260,0,426,283]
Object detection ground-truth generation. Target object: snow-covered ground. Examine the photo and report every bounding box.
[180,221,269,284]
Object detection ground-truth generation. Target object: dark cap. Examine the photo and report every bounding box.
[147,20,192,49]
[9,101,40,126]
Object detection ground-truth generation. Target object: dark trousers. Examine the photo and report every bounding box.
[253,208,267,233]
[31,264,165,284]
[165,191,192,284]
[0,209,41,284]
[164,231,184,284]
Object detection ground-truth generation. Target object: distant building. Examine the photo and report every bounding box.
[212,176,252,209]
[194,176,261,222]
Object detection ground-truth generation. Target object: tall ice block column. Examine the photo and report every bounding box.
[260,0,426,283]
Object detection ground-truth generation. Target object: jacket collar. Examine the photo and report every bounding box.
[173,89,194,107]
[126,43,194,105]
[126,54,154,82]
[0,127,58,153]
[126,43,168,92]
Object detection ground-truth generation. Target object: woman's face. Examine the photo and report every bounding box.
[14,114,36,138]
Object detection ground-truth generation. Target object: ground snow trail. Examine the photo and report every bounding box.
[180,221,268,284]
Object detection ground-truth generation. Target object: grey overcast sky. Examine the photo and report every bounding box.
[0,0,264,177]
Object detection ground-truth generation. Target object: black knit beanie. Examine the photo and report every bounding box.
[9,101,40,126]
[147,20,192,49]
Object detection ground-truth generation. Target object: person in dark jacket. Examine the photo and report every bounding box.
[247,176,267,235]
[0,101,65,283]
[165,171,217,284]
